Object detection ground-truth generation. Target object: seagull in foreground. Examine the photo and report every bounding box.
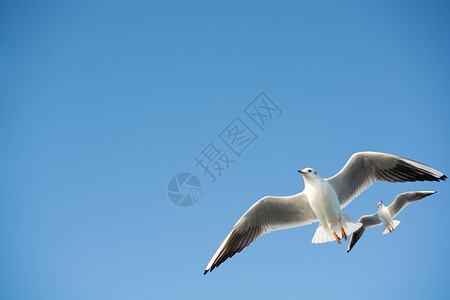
[204,152,446,274]
[346,191,436,252]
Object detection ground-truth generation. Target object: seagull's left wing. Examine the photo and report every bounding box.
[347,213,381,252]
[204,193,317,274]
[326,152,446,209]
[388,191,436,218]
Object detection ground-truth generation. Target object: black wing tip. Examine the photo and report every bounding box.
[421,191,437,196]
[204,266,217,275]
[347,237,354,253]
[394,160,447,183]
[347,242,354,253]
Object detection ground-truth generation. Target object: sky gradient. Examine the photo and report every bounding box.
[1,1,450,299]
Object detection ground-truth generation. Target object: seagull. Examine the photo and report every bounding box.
[204,152,446,274]
[346,191,436,252]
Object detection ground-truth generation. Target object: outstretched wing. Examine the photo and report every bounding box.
[388,191,436,218]
[204,193,317,274]
[326,152,446,209]
[347,191,437,252]
[347,213,382,252]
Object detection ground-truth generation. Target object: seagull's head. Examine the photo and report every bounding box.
[298,168,318,181]
[377,201,383,208]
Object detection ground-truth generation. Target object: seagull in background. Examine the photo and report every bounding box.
[347,191,437,252]
[204,152,446,274]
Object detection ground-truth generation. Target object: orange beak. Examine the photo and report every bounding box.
[298,170,305,174]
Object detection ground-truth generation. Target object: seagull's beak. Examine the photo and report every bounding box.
[298,170,305,174]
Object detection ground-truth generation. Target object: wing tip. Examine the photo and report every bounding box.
[415,190,437,196]
[204,265,216,275]
[346,239,355,253]
[204,262,219,275]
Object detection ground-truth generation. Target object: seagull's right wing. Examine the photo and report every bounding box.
[326,152,446,209]
[204,193,317,274]
[388,191,436,218]
[347,213,381,252]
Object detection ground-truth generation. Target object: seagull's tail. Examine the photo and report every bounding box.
[382,220,401,235]
[339,212,363,237]
[311,214,362,244]
[312,223,335,243]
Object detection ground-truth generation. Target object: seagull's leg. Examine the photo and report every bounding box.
[391,226,395,232]
[331,227,341,244]
[388,227,392,233]
[338,220,347,240]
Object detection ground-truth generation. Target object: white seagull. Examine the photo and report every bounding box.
[347,191,436,252]
[204,152,446,274]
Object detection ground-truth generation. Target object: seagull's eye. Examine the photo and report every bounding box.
[308,170,311,173]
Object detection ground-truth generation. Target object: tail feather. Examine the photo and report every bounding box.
[312,223,335,243]
[312,213,363,244]
[338,213,363,237]
[393,220,401,230]
[382,220,400,235]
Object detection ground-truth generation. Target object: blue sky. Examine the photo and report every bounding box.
[1,1,449,299]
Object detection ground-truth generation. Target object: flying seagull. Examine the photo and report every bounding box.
[346,191,436,252]
[204,152,446,274]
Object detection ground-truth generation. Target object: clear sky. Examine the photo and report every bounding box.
[1,1,449,299]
